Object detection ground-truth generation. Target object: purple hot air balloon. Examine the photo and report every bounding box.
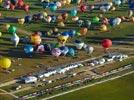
[51,48,61,57]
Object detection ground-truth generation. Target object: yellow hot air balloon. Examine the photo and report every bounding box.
[43,11,48,17]
[100,24,108,32]
[0,0,2,3]
[58,35,68,44]
[0,58,11,69]
[0,32,2,37]
[18,18,25,24]
[58,21,65,27]
[31,33,42,45]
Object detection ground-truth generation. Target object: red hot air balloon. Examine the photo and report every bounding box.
[10,4,15,10]
[23,4,29,13]
[17,0,24,8]
[102,39,112,50]
[80,5,87,12]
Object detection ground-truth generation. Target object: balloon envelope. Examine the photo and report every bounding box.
[102,39,112,49]
[51,48,61,57]
[0,58,11,69]
[24,45,34,54]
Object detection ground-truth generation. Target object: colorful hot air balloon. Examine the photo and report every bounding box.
[51,48,61,57]
[31,33,42,45]
[24,45,34,54]
[11,33,20,47]
[102,39,112,49]
[0,57,11,69]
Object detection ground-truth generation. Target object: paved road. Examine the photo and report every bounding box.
[41,70,134,100]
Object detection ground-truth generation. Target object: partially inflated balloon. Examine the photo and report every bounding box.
[51,48,61,57]
[24,45,34,54]
[31,33,42,45]
[8,26,17,34]
[74,40,84,49]
[100,24,108,32]
[83,44,94,54]
[60,46,69,55]
[92,16,100,24]
[66,0,71,4]
[80,5,87,12]
[49,3,57,12]
[70,9,77,16]
[80,28,88,35]
[18,18,25,24]
[10,0,17,5]
[10,4,15,10]
[11,33,20,47]
[25,15,32,23]
[17,0,24,8]
[0,0,2,3]
[0,58,11,69]
[68,48,75,57]
[0,32,2,37]
[23,4,29,12]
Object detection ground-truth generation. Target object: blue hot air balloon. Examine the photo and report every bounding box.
[24,45,34,54]
[25,16,32,23]
[70,9,77,16]
[60,46,69,55]
[68,29,76,37]
[68,48,75,57]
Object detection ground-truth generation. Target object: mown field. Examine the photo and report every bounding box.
[53,73,134,100]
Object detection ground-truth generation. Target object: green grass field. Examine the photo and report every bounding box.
[53,73,134,100]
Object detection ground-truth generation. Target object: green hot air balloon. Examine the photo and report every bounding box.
[92,16,100,24]
[8,26,17,34]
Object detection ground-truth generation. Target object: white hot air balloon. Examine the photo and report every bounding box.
[11,33,20,47]
[83,45,94,54]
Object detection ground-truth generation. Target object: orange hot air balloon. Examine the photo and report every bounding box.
[80,28,88,35]
[10,4,15,10]
[31,33,42,45]
[62,13,68,20]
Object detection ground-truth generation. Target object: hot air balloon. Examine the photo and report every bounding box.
[0,32,2,37]
[74,40,84,50]
[11,33,20,47]
[58,21,65,27]
[23,4,29,13]
[0,57,11,69]
[44,43,52,52]
[77,20,84,27]
[72,16,79,21]
[0,0,2,3]
[83,44,94,54]
[18,18,25,24]
[68,48,75,57]
[17,0,24,8]
[84,20,91,28]
[25,15,32,23]
[49,3,57,12]
[8,26,17,34]
[113,0,121,6]
[100,24,108,32]
[31,33,42,45]
[58,32,69,44]
[56,1,62,8]
[92,16,100,24]
[68,29,76,37]
[10,4,15,10]
[80,5,87,12]
[60,46,69,55]
[36,44,45,53]
[24,45,34,54]
[80,28,88,35]
[102,39,112,50]
[51,48,61,57]
[62,12,68,20]
[70,9,77,16]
